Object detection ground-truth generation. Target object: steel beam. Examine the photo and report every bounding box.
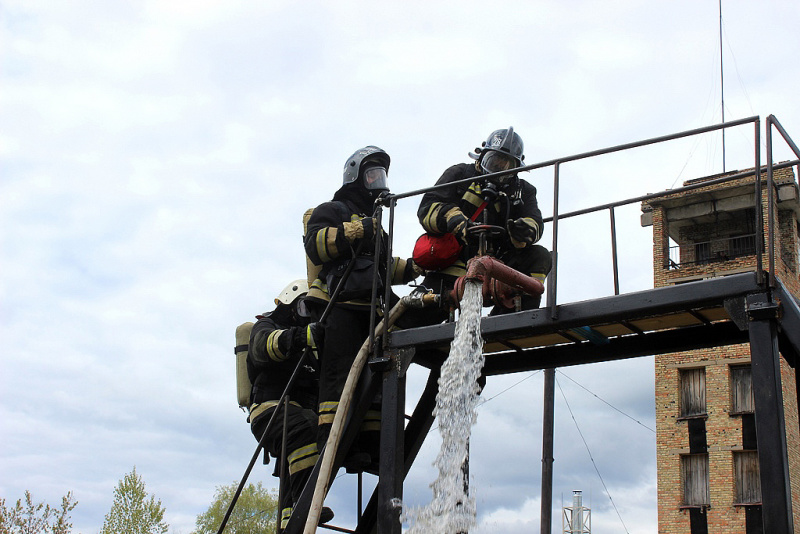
[410,321,747,377]
[748,294,794,534]
[775,279,800,367]
[377,357,405,534]
[390,272,761,351]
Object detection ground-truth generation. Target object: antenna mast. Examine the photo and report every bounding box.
[719,0,726,172]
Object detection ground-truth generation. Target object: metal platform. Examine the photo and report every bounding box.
[281,271,800,534]
[391,271,799,373]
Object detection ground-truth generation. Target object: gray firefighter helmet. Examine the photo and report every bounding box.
[478,127,524,185]
[342,146,390,191]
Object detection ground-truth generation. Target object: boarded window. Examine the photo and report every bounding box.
[682,453,710,506]
[734,451,762,504]
[680,368,706,417]
[731,365,754,414]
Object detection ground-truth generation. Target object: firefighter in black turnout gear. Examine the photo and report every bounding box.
[247,279,333,530]
[304,146,421,469]
[417,126,552,314]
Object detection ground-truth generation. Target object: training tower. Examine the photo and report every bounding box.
[642,161,800,533]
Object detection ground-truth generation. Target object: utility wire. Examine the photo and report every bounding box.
[719,0,726,172]
[557,370,655,434]
[428,370,542,433]
[478,370,542,405]
[556,376,630,534]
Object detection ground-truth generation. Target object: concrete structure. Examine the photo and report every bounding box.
[642,165,800,534]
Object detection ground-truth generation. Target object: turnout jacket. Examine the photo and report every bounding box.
[247,309,318,412]
[304,195,418,306]
[417,162,544,254]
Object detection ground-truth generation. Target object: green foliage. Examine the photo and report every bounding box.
[191,481,279,534]
[0,490,78,534]
[99,467,169,534]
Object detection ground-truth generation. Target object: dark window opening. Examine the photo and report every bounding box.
[729,234,757,257]
[694,241,712,265]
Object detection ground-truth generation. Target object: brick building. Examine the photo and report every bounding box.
[641,165,800,534]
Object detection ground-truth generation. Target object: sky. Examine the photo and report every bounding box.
[1,0,799,533]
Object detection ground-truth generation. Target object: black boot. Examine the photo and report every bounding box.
[319,506,335,525]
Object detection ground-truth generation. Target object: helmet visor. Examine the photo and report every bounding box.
[296,298,311,318]
[481,151,519,184]
[363,166,388,190]
[481,151,519,173]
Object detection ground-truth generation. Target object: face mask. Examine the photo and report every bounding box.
[362,166,388,191]
[295,299,310,319]
[481,151,518,185]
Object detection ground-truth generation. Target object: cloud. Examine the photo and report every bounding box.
[1,1,797,533]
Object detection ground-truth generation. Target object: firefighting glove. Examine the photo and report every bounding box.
[293,322,324,359]
[507,217,538,248]
[305,322,323,359]
[445,208,471,246]
[407,258,424,278]
[342,217,377,244]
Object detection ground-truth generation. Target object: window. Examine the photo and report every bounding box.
[734,451,762,504]
[682,453,710,506]
[729,234,757,258]
[731,365,754,414]
[694,241,712,265]
[680,368,707,417]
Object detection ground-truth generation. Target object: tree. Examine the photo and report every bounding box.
[99,467,168,534]
[191,481,279,534]
[0,490,78,534]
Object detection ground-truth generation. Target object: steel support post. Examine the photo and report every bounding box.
[748,296,794,534]
[540,368,555,534]
[377,357,405,533]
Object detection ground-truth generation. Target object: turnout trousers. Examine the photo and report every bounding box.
[251,404,318,530]
[317,304,381,458]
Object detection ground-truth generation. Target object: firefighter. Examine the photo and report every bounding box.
[416,126,552,314]
[303,145,421,469]
[247,279,333,529]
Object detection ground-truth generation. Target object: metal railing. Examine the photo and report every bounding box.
[668,234,758,269]
[381,115,800,316]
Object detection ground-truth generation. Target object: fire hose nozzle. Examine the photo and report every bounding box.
[401,290,441,309]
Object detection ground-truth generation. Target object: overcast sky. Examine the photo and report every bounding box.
[2,1,799,533]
